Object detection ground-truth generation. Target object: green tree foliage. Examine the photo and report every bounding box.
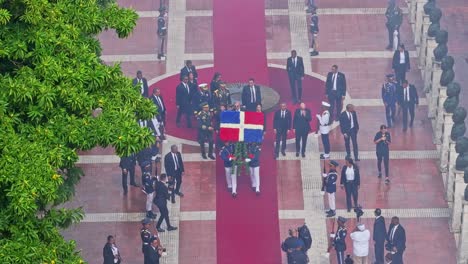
[0,0,155,262]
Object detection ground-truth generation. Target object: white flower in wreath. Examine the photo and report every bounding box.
[245,158,251,162]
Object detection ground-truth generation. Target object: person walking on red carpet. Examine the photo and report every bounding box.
[326,65,347,121]
[247,143,261,195]
[273,103,292,159]
[220,141,237,197]
[293,102,312,158]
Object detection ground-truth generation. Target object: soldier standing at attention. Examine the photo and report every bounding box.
[214,82,232,111]
[220,141,237,197]
[324,160,339,217]
[248,143,261,195]
[382,74,398,128]
[142,171,157,219]
[119,154,138,195]
[192,83,214,115]
[317,101,331,159]
[330,216,348,264]
[197,103,215,160]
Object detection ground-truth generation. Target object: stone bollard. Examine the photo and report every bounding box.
[424,37,436,102]
[419,14,431,71]
[457,200,468,263]
[415,0,429,46]
[447,141,458,202]
[409,0,417,30]
[440,111,454,181]
[428,58,441,120]
[435,85,447,145]
[451,169,466,233]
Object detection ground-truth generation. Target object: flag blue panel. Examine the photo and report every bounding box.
[244,128,263,143]
[221,111,240,124]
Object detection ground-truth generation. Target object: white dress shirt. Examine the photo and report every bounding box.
[111,244,119,263]
[347,111,354,128]
[346,166,355,181]
[172,153,179,170]
[399,51,405,64]
[250,86,256,103]
[332,73,337,90]
[350,229,370,257]
[390,224,399,243]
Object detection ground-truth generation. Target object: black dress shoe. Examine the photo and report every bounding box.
[167,226,178,231]
[232,192,237,198]
[202,154,207,159]
[281,151,286,156]
[301,153,305,158]
[296,153,299,157]
[130,183,140,187]
[256,191,260,196]
[157,228,165,232]
[176,192,184,197]
[123,189,128,195]
[378,172,382,178]
[355,158,360,161]
[347,208,351,213]
[208,155,215,160]
[171,197,176,204]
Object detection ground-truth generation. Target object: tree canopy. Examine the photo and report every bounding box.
[0,0,155,262]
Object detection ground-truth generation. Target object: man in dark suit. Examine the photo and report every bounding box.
[151,88,166,139]
[103,235,121,264]
[241,78,262,111]
[293,102,312,157]
[133,70,149,98]
[273,103,292,159]
[373,208,387,264]
[164,145,185,198]
[180,60,198,81]
[326,65,347,121]
[392,44,410,84]
[143,237,162,264]
[399,80,419,131]
[154,174,177,232]
[176,75,192,128]
[387,216,406,264]
[286,50,305,103]
[339,104,360,161]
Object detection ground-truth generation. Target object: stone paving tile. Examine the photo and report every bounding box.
[277,160,305,210]
[117,0,160,11]
[315,0,389,8]
[186,0,212,10]
[266,15,292,53]
[185,16,213,53]
[180,162,217,212]
[99,17,159,55]
[179,220,216,264]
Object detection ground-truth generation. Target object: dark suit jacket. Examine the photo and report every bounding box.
[398,84,419,106]
[154,180,170,204]
[133,77,149,97]
[387,224,406,252]
[180,65,198,80]
[241,85,262,110]
[103,243,117,264]
[392,50,411,70]
[340,165,361,186]
[325,72,347,97]
[286,56,305,79]
[164,152,184,177]
[339,111,359,135]
[143,246,161,264]
[176,82,191,108]
[293,108,312,134]
[373,216,387,243]
[273,109,292,132]
[151,95,166,117]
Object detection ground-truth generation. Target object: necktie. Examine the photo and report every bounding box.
[157,96,164,111]
[184,83,189,94]
[294,58,296,67]
[251,86,255,103]
[173,153,179,170]
[348,112,353,128]
[405,89,409,102]
[282,111,285,118]
[301,110,305,117]
[187,67,191,73]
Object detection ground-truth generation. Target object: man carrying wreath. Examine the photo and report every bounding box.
[220,141,237,197]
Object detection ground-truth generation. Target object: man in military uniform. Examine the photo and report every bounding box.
[142,171,157,219]
[324,160,339,217]
[330,216,348,264]
[119,154,138,195]
[213,82,232,111]
[309,6,319,56]
[220,141,237,197]
[157,7,167,60]
[197,103,215,160]
[317,101,331,159]
[140,218,153,256]
[382,74,398,128]
[385,0,403,50]
[192,83,214,115]
[248,143,261,195]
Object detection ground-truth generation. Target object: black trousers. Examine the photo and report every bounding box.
[344,182,358,210]
[140,163,153,184]
[392,249,404,264]
[322,133,330,155]
[156,201,171,228]
[328,91,343,121]
[394,64,407,85]
[275,130,287,154]
[288,75,303,102]
[385,104,396,127]
[121,167,136,191]
[336,250,345,264]
[344,129,359,159]
[402,103,415,129]
[295,132,308,154]
[375,241,385,264]
[176,105,192,127]
[174,171,183,194]
[377,151,390,177]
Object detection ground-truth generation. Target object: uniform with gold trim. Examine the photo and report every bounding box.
[197,103,215,160]
[192,83,214,114]
[214,83,232,110]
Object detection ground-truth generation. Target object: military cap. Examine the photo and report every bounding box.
[200,102,209,108]
[141,218,151,225]
[386,74,394,78]
[198,83,209,90]
[329,160,339,167]
[338,216,347,223]
[322,101,331,107]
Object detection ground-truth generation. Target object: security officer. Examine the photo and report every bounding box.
[142,171,157,219]
[248,143,261,195]
[197,102,215,160]
[330,216,348,264]
[309,6,319,56]
[157,7,167,60]
[324,160,339,217]
[141,218,153,255]
[385,0,403,50]
[213,82,232,110]
[220,141,237,197]
[192,83,214,115]
[317,101,331,159]
[381,74,398,128]
[119,154,138,195]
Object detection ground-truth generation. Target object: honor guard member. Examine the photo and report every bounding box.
[157,7,167,60]
[220,141,237,197]
[382,74,398,128]
[197,102,215,160]
[330,216,348,264]
[214,82,232,111]
[324,160,339,217]
[309,6,319,56]
[141,218,153,255]
[192,83,214,115]
[317,101,331,159]
[385,1,402,50]
[247,143,261,195]
[142,172,157,219]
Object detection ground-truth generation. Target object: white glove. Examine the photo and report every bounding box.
[329,233,335,238]
[245,158,251,162]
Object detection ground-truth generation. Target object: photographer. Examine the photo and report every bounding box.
[281,228,307,264]
[374,125,391,184]
[340,157,360,212]
[350,224,370,264]
[143,237,164,264]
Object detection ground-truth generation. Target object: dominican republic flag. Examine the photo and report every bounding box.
[220,111,264,143]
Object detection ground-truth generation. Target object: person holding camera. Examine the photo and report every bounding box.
[386,217,406,264]
[340,157,360,212]
[281,228,307,264]
[350,224,370,264]
[144,237,164,264]
[374,125,391,184]
[330,216,348,264]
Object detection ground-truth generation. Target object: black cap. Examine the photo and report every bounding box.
[338,216,347,223]
[141,218,151,225]
[329,160,339,167]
